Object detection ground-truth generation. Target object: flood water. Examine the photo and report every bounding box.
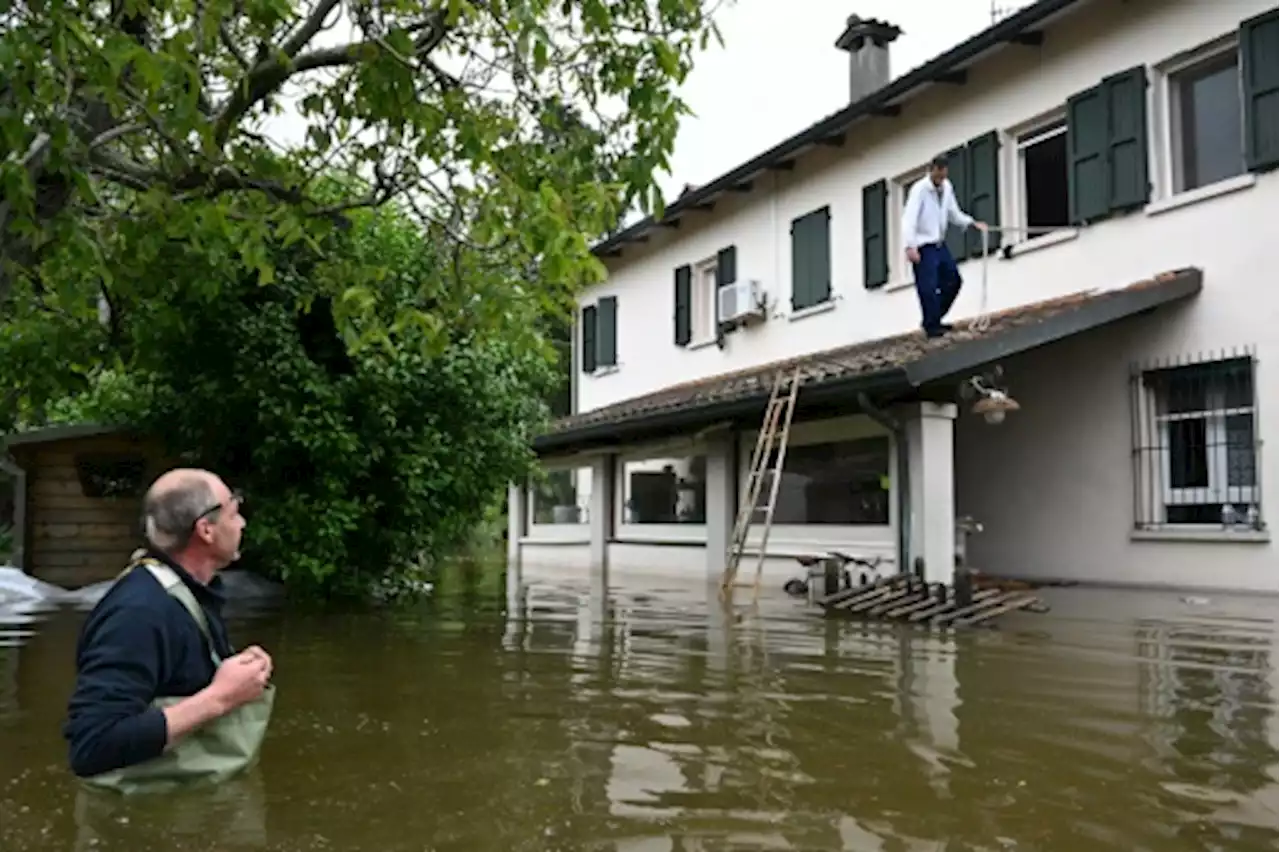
[2,565,1277,851]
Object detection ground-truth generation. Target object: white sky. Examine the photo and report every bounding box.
[656,0,1029,201]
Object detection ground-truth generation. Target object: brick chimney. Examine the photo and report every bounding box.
[835,15,902,104]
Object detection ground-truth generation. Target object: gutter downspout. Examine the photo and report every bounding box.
[857,393,911,579]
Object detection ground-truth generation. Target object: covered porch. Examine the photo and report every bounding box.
[511,269,1203,596]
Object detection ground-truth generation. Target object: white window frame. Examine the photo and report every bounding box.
[1003,106,1077,249]
[689,255,719,347]
[614,437,709,543]
[737,414,897,549]
[526,460,593,541]
[1151,32,1247,202]
[1135,358,1261,530]
[886,165,928,289]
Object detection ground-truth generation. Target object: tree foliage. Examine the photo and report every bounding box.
[0,0,723,364]
[45,204,558,598]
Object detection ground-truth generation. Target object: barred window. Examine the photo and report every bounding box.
[1131,352,1263,531]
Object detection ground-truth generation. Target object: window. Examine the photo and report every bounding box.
[789,207,831,311]
[861,180,888,290]
[74,454,147,499]
[1169,49,1245,193]
[580,295,617,373]
[1016,118,1070,234]
[674,246,736,348]
[1132,355,1263,531]
[753,437,891,525]
[530,466,591,526]
[620,453,706,525]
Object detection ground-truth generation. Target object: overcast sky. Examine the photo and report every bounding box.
[655,0,1029,200]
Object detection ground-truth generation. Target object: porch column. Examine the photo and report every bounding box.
[505,482,525,571]
[588,453,614,572]
[703,432,736,585]
[904,402,957,587]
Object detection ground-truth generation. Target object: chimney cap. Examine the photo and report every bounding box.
[835,15,902,52]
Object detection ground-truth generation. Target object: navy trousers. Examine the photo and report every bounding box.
[912,242,963,335]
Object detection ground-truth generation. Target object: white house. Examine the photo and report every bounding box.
[509,0,1280,597]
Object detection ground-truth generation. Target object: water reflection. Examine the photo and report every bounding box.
[0,567,1276,850]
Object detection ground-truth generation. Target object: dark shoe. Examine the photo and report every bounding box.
[925,326,950,339]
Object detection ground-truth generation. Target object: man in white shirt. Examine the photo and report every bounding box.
[901,154,988,338]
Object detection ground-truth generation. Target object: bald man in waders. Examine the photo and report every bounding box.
[63,468,276,797]
[901,154,988,338]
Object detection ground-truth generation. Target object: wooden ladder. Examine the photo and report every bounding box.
[720,366,802,600]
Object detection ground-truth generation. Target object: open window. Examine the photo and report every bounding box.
[1014,115,1071,238]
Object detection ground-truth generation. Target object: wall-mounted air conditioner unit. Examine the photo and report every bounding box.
[717,279,767,328]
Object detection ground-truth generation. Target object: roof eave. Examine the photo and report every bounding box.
[591,0,1089,259]
[904,268,1204,387]
[532,368,912,455]
[3,423,130,451]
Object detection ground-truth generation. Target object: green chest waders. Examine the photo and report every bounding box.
[81,557,276,796]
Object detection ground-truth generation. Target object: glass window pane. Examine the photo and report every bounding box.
[757,437,890,525]
[1176,55,1245,191]
[531,467,591,524]
[622,454,706,524]
[1225,414,1256,487]
[1168,418,1209,489]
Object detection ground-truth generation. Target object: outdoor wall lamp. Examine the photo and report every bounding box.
[960,367,1020,425]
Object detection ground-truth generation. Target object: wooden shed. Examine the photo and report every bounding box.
[4,425,176,589]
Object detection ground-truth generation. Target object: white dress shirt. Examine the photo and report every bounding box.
[901,175,973,249]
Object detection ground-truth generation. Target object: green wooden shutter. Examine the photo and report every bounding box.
[792,208,832,310]
[596,295,617,367]
[1067,84,1109,224]
[716,246,737,287]
[944,146,969,261]
[1242,9,1279,173]
[964,131,1002,258]
[862,180,888,290]
[1103,66,1149,212]
[673,265,692,347]
[580,304,597,373]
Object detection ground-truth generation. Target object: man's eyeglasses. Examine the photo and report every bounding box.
[193,489,244,530]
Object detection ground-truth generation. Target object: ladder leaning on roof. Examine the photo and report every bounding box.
[720,365,803,601]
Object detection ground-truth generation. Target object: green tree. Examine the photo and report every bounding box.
[48,204,557,598]
[0,0,723,378]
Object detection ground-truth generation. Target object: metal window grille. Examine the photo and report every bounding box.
[1129,348,1264,532]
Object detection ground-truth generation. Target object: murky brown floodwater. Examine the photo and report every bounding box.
[1,565,1277,851]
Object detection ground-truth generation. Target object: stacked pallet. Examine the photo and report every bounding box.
[815,573,1049,628]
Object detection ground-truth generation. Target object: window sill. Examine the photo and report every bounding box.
[520,535,590,546]
[1131,528,1270,544]
[588,365,619,378]
[687,338,718,351]
[1002,228,1079,258]
[1145,173,1257,217]
[882,278,914,293]
[787,300,836,322]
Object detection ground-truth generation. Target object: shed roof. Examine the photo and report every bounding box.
[534,267,1203,453]
[3,424,131,451]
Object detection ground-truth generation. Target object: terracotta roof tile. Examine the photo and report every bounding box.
[546,269,1199,439]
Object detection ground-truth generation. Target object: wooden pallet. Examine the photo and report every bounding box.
[815,573,1048,628]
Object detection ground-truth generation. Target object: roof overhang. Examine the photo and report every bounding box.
[533,267,1202,456]
[3,424,131,452]
[592,0,1093,259]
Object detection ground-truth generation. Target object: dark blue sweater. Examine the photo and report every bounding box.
[62,550,236,778]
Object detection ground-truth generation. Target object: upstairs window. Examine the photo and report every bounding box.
[580,295,617,374]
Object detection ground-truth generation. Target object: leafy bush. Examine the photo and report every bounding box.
[54,208,557,600]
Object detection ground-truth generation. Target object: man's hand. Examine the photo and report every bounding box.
[973,221,989,232]
[161,646,273,746]
[905,246,920,264]
[208,648,272,710]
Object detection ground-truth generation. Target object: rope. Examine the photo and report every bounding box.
[966,224,1075,334]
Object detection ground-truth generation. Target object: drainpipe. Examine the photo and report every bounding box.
[856,393,911,580]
